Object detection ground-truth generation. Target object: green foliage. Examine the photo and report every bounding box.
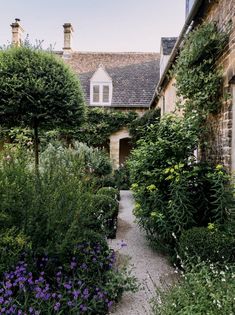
[129,109,161,143]
[174,22,228,116]
[97,187,120,201]
[128,114,198,186]
[153,263,235,315]
[0,142,136,313]
[0,45,85,167]
[128,114,233,253]
[82,194,119,238]
[69,108,137,147]
[0,45,85,129]
[0,142,113,256]
[178,226,235,267]
[113,164,131,190]
[0,228,31,275]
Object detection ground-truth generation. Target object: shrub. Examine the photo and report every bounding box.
[0,143,113,256]
[178,226,235,267]
[128,114,234,254]
[0,240,137,315]
[153,263,235,315]
[97,187,120,201]
[82,194,119,239]
[129,108,160,143]
[113,165,131,190]
[0,45,85,167]
[0,144,136,314]
[0,228,31,275]
[94,175,117,190]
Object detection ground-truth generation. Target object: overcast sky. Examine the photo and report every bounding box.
[0,0,186,52]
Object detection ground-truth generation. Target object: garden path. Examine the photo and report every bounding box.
[109,190,175,315]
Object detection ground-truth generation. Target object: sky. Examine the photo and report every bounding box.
[0,0,186,52]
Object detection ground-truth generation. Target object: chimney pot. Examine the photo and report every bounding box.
[63,23,74,54]
[11,18,24,46]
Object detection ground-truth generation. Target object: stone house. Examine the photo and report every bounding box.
[151,0,235,173]
[60,24,160,169]
[8,20,160,169]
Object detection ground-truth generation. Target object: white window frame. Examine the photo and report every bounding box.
[90,82,113,106]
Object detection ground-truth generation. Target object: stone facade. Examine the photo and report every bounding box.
[109,128,131,169]
[196,0,235,170]
[155,0,235,172]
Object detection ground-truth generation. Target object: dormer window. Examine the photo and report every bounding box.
[90,65,113,106]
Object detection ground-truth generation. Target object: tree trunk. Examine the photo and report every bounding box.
[33,119,39,170]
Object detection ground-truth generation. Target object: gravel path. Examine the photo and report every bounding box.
[109,190,175,315]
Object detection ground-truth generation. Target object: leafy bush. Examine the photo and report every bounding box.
[0,240,137,315]
[94,175,117,190]
[0,142,114,256]
[0,228,31,275]
[97,187,120,201]
[82,194,119,239]
[128,114,233,254]
[153,263,235,315]
[113,165,131,190]
[0,45,85,167]
[0,143,136,313]
[178,226,235,267]
[129,108,160,143]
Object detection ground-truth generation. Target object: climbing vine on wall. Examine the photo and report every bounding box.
[0,109,138,149]
[65,108,138,147]
[174,22,228,117]
[129,109,161,144]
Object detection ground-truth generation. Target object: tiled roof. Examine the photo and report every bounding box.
[161,37,177,55]
[58,52,160,108]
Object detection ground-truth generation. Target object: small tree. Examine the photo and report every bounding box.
[0,45,85,167]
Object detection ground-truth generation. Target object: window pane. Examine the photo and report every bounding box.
[93,85,99,102]
[103,85,110,103]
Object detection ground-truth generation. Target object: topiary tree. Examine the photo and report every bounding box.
[0,45,85,167]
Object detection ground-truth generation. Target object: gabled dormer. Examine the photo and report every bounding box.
[90,64,113,106]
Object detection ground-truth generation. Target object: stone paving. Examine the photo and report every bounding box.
[109,191,175,315]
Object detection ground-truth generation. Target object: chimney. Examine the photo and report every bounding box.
[160,37,177,77]
[11,18,24,46]
[63,23,74,53]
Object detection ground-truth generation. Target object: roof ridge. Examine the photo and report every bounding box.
[57,50,160,55]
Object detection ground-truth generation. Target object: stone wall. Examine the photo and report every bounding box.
[157,78,178,115]
[202,0,235,170]
[109,128,131,169]
[156,0,235,171]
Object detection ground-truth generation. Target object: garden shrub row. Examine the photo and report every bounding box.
[153,263,235,315]
[0,143,136,314]
[127,22,235,314]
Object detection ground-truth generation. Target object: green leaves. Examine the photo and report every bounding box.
[174,23,228,117]
[0,45,85,129]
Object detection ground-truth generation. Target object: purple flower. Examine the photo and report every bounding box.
[80,263,87,270]
[121,240,127,248]
[5,281,12,289]
[64,283,72,290]
[72,290,80,299]
[70,262,77,269]
[80,304,88,312]
[54,302,60,311]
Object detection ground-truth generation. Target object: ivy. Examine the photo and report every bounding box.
[129,109,161,144]
[174,23,228,116]
[63,108,138,147]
